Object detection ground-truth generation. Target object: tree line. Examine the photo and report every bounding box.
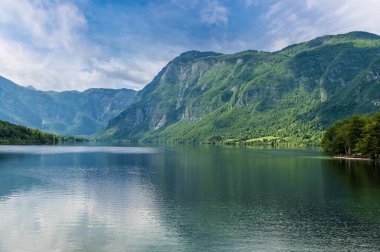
[321,112,380,159]
[0,120,60,144]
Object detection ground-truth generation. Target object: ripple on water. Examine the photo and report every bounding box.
[0,145,379,251]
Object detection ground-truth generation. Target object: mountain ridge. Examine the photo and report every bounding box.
[101,31,380,144]
[0,77,137,136]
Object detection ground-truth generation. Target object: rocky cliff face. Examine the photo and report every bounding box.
[103,32,380,143]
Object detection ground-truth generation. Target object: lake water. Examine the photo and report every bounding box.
[0,145,379,251]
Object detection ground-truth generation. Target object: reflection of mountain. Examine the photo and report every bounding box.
[0,174,43,199]
[0,154,46,199]
[323,159,380,224]
[0,147,379,250]
[150,146,380,250]
[323,159,380,189]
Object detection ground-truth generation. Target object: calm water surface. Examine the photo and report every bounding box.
[0,145,379,251]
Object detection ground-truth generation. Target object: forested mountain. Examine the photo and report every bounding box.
[0,77,137,136]
[102,32,380,144]
[0,120,59,144]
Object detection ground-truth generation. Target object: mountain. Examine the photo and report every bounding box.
[102,32,380,145]
[0,77,137,136]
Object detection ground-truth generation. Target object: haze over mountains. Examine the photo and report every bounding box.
[1,32,379,143]
[0,77,136,136]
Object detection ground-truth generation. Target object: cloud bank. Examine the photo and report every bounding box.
[0,0,379,91]
[0,0,170,91]
[262,0,380,50]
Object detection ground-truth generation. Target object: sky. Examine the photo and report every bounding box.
[0,0,379,91]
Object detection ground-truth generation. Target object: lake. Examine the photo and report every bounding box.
[0,145,379,251]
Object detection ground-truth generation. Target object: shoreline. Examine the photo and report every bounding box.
[333,156,376,161]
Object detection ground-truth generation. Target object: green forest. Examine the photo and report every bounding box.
[102,32,380,145]
[321,113,380,159]
[0,120,60,144]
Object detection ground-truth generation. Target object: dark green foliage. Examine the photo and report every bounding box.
[321,113,380,159]
[100,32,380,145]
[0,120,60,144]
[356,113,380,158]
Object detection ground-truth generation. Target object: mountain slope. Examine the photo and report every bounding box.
[103,32,380,144]
[0,77,137,136]
[0,120,59,144]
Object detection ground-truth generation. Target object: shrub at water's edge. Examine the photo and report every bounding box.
[0,120,87,144]
[321,113,380,159]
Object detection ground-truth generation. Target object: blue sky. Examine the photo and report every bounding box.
[0,0,379,91]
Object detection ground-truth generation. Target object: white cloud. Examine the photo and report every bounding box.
[243,0,261,7]
[0,0,86,51]
[262,0,380,51]
[171,0,199,9]
[90,56,170,90]
[0,0,170,91]
[200,0,229,25]
[0,0,379,91]
[306,0,380,33]
[172,0,229,25]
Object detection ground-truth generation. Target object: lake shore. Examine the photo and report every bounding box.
[333,156,376,161]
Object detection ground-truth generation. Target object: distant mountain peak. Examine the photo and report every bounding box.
[313,31,379,44]
[174,51,223,64]
[280,31,380,53]
[337,31,380,39]
[26,85,37,90]
[102,31,380,144]
[0,76,137,136]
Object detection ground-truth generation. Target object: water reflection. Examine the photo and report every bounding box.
[324,158,380,188]
[0,145,379,251]
[323,158,380,229]
[0,145,159,154]
[152,146,380,251]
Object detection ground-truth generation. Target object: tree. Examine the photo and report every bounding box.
[356,113,380,159]
[321,113,380,158]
